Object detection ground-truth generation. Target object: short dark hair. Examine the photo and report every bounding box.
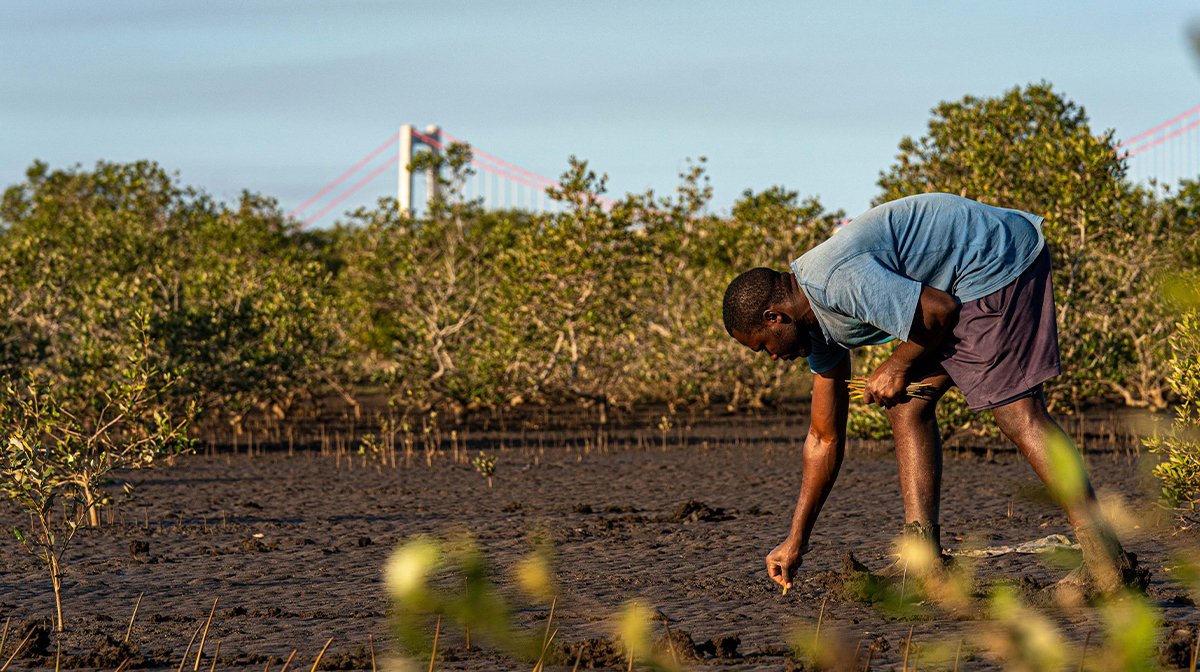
[723,267,786,336]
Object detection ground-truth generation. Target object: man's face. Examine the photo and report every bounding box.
[732,320,811,361]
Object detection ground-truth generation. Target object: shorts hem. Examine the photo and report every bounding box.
[962,364,1061,411]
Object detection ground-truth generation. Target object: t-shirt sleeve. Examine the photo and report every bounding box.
[825,256,923,342]
[808,332,849,374]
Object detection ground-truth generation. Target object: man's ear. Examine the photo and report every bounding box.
[763,309,793,325]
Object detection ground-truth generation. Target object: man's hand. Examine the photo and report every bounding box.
[766,538,808,591]
[863,357,910,407]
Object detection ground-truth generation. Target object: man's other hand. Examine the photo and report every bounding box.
[766,539,807,591]
[863,358,910,407]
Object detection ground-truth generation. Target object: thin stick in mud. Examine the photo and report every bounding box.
[0,617,8,660]
[532,595,557,672]
[542,596,557,651]
[1191,627,1199,672]
[429,615,442,672]
[662,616,680,668]
[178,622,205,672]
[125,592,144,643]
[534,628,559,672]
[1,629,35,672]
[278,649,298,672]
[194,596,219,671]
[1078,628,1092,672]
[208,641,221,672]
[310,637,333,672]
[368,634,377,672]
[814,596,828,650]
[902,625,914,672]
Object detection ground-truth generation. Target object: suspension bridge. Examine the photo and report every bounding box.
[287,106,1200,226]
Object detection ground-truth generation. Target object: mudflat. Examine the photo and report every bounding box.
[0,409,1194,670]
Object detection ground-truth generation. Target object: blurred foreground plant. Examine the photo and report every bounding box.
[384,534,682,671]
[0,316,193,631]
[1146,272,1200,510]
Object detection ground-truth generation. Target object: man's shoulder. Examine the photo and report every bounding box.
[792,238,882,295]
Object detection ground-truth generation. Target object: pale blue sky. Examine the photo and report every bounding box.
[2,1,1197,223]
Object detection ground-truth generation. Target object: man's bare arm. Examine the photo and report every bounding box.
[765,353,851,589]
[863,285,959,406]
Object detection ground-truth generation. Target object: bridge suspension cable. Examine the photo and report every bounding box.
[294,125,615,226]
[1121,104,1200,188]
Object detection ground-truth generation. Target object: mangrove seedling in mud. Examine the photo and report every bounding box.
[472,451,497,488]
[657,414,673,451]
[0,319,193,631]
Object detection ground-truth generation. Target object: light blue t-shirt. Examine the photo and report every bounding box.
[790,193,1045,374]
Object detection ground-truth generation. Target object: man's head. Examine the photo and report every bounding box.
[722,267,811,361]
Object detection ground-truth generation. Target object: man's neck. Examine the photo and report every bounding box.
[785,272,818,329]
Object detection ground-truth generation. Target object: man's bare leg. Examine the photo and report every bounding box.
[990,393,1133,592]
[886,370,955,558]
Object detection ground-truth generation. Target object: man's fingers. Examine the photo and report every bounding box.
[767,559,789,587]
[767,557,797,591]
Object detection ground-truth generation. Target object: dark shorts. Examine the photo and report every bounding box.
[939,246,1061,410]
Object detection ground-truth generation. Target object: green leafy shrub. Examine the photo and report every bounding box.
[1145,274,1200,507]
[0,318,193,631]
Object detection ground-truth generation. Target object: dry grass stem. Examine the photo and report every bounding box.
[814,596,828,649]
[113,657,130,672]
[125,592,144,643]
[310,637,333,672]
[902,625,914,672]
[953,638,962,672]
[429,615,442,672]
[1191,627,1199,672]
[540,596,557,653]
[368,634,377,672]
[662,616,680,668]
[2,629,35,672]
[195,597,219,672]
[278,649,298,672]
[0,616,9,659]
[178,622,205,672]
[533,627,559,672]
[209,642,221,672]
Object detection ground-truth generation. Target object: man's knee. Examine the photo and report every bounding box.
[886,398,938,426]
[991,395,1052,439]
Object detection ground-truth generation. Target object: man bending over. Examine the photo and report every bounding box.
[722,192,1133,593]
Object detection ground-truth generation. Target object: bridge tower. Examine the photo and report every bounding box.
[397,124,441,217]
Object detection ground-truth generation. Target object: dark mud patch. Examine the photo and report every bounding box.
[318,644,375,670]
[694,633,741,659]
[558,637,625,669]
[672,500,735,523]
[656,628,699,662]
[1159,622,1199,668]
[60,635,144,669]
[9,619,52,660]
[802,552,898,605]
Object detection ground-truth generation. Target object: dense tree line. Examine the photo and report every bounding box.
[0,83,1197,435]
